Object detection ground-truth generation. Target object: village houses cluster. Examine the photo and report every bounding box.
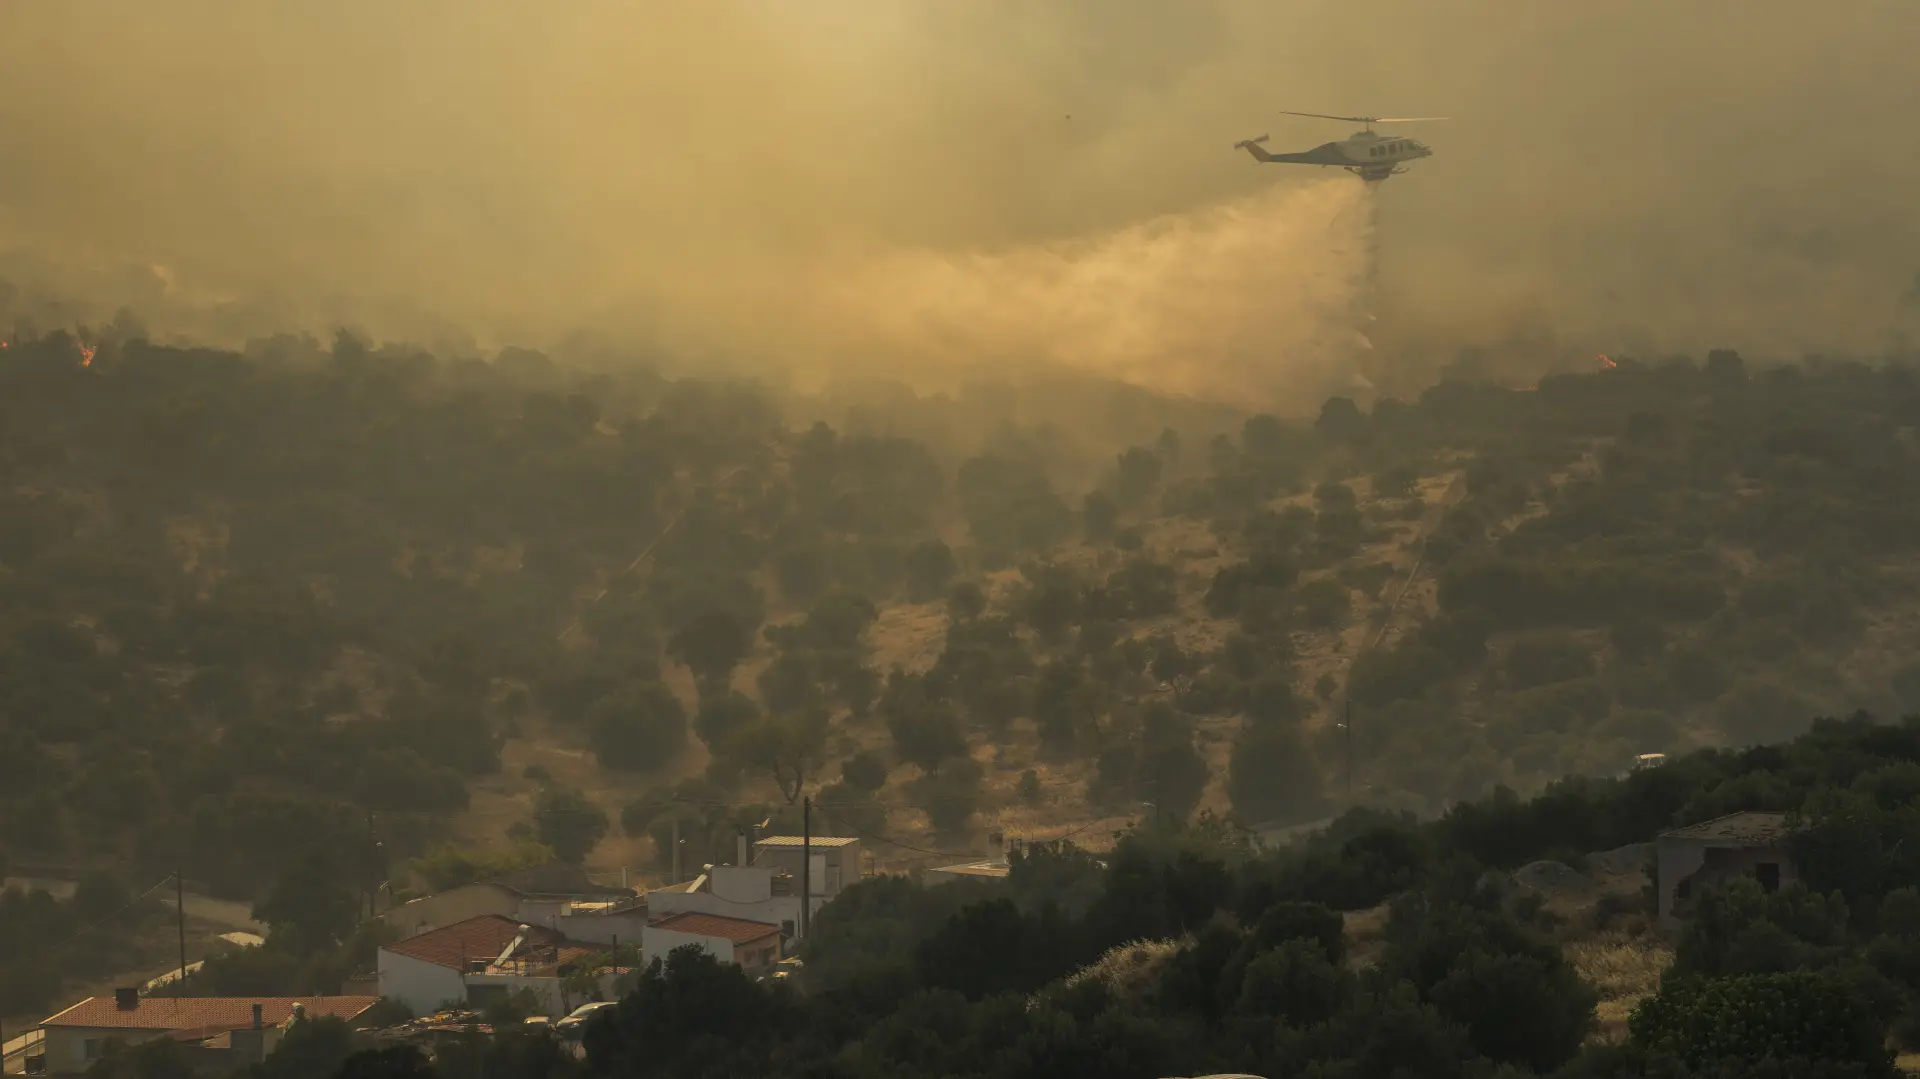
[8,811,1800,1075]
[14,831,1021,1075]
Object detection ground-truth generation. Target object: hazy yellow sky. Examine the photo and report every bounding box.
[1,1,1916,401]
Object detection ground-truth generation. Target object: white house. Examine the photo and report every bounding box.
[642,912,783,977]
[35,994,374,1075]
[377,914,621,1019]
[751,836,862,897]
[646,864,815,936]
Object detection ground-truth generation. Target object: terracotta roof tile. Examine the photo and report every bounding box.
[383,914,564,971]
[648,912,782,945]
[42,997,375,1032]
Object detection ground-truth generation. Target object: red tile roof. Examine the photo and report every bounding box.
[383,914,564,971]
[648,912,782,945]
[42,997,376,1032]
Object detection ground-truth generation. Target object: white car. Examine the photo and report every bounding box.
[554,1001,617,1039]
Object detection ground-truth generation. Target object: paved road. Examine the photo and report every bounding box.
[160,892,265,935]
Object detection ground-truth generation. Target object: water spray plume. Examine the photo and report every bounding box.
[803,177,1376,411]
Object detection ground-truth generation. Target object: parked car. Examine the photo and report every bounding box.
[554,1001,617,1040]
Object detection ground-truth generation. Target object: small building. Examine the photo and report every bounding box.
[36,994,375,1075]
[646,861,819,937]
[642,912,783,977]
[1655,811,1799,932]
[381,863,634,938]
[377,914,620,1019]
[751,836,862,897]
[923,860,1010,886]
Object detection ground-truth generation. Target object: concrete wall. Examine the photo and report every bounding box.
[377,948,468,1017]
[645,887,813,936]
[547,912,648,947]
[710,866,772,903]
[40,1024,291,1074]
[381,884,521,938]
[464,972,625,1017]
[1656,837,1799,932]
[40,1027,165,1075]
[515,899,570,927]
[753,843,860,896]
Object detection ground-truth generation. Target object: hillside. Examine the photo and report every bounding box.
[6,326,1920,983]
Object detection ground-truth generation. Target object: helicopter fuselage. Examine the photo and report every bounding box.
[1236,129,1433,182]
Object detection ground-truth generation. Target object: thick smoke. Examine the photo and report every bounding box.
[2,1,1917,407]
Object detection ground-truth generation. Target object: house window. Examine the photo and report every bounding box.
[1676,879,1692,900]
[84,1040,104,1061]
[1756,863,1781,892]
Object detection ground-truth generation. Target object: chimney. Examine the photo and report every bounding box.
[113,988,139,1011]
[735,828,748,868]
[252,1004,263,1030]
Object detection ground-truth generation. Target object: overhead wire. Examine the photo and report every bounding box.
[28,876,178,959]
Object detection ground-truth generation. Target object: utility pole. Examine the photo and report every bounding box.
[799,796,812,941]
[365,811,378,922]
[670,814,682,885]
[1344,699,1355,802]
[175,869,187,997]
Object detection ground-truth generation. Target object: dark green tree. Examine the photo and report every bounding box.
[533,786,610,864]
[1227,725,1324,826]
[587,682,688,770]
[904,540,959,602]
[840,749,888,793]
[254,848,363,956]
[667,612,752,696]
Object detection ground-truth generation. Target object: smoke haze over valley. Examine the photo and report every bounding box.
[2,1,1918,407]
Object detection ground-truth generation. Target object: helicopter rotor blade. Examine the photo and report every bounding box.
[1277,110,1372,123]
[1276,111,1450,124]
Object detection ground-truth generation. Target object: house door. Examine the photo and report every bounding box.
[1755,862,1781,892]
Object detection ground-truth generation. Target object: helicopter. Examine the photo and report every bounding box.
[1234,111,1446,182]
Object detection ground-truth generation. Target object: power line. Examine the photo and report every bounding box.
[33,876,176,959]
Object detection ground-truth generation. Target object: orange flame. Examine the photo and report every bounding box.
[1598,354,1617,370]
[80,345,96,367]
